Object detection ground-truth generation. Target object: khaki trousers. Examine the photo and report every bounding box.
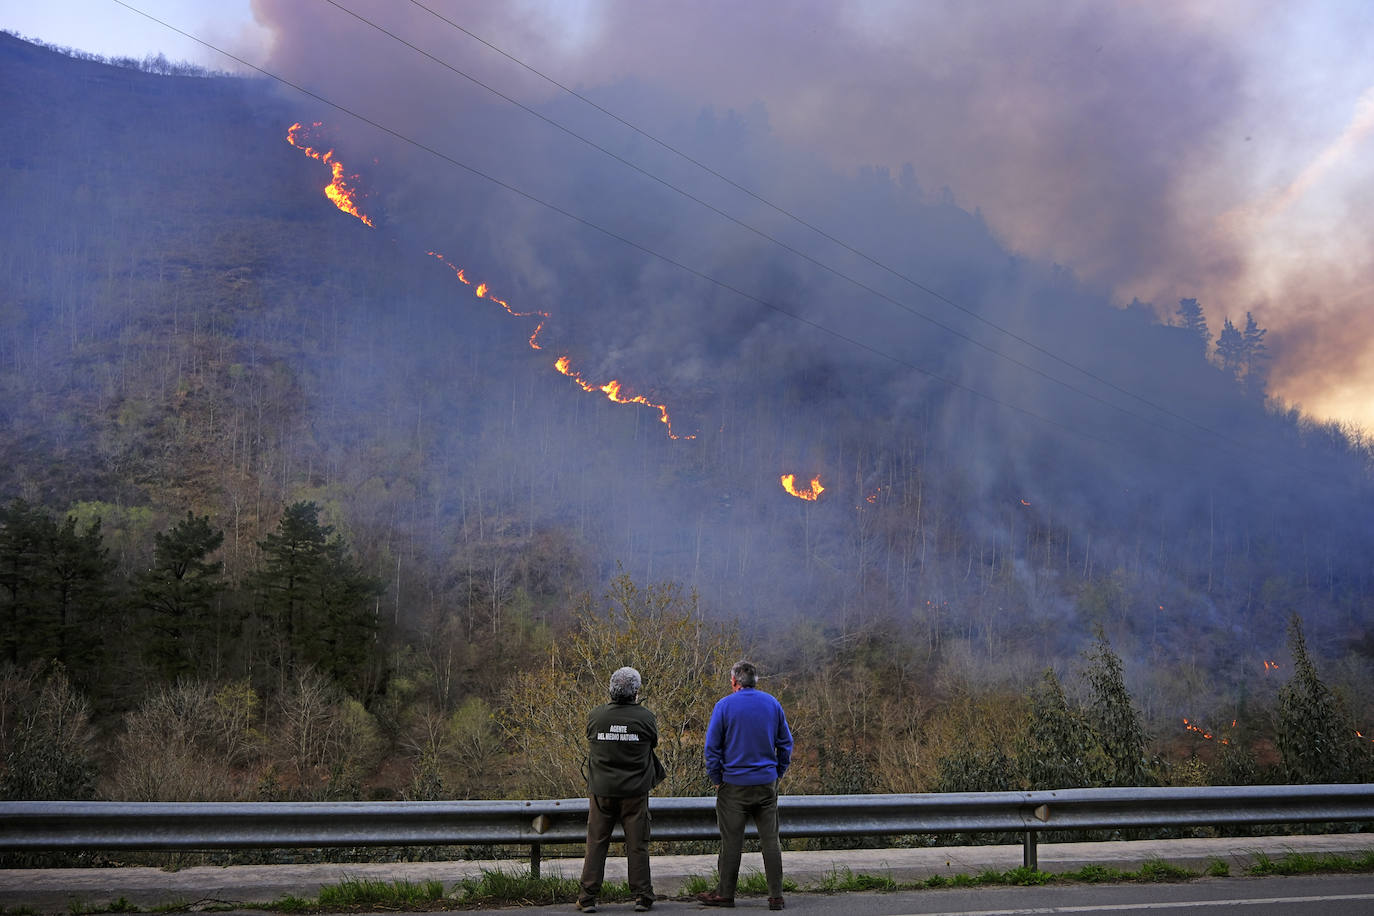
[580,793,653,904]
[715,781,782,898]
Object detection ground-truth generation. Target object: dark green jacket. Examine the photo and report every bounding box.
[586,699,659,797]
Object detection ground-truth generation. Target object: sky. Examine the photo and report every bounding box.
[3,0,1373,435]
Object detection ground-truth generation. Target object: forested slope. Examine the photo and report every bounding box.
[1,32,1372,801]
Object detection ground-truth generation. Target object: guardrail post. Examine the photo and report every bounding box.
[529,812,553,878]
[1022,830,1037,870]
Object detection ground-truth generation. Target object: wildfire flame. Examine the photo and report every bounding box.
[289,120,696,442]
[781,474,825,501]
[554,356,695,439]
[1263,660,1281,671]
[286,122,374,227]
[1181,717,1230,745]
[427,251,547,349]
[1020,498,1031,507]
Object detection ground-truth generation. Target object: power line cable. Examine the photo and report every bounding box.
[107,0,1351,489]
[320,0,1203,447]
[337,0,1342,482]
[107,0,1120,451]
[399,0,1257,448]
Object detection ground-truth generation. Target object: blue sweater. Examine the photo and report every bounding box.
[704,687,793,786]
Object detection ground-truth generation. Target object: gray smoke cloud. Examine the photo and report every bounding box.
[248,0,1374,432]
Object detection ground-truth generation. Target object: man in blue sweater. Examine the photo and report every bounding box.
[697,660,793,910]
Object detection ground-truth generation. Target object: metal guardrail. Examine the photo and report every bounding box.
[2,784,1371,873]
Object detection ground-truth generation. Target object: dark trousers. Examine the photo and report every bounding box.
[580,793,653,903]
[715,781,782,898]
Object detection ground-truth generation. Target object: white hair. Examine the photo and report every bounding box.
[609,666,642,701]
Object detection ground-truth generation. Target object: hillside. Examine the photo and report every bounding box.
[2,29,1372,744]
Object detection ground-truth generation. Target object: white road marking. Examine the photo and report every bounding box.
[893,892,1374,915]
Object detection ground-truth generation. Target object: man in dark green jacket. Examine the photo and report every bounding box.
[578,666,659,913]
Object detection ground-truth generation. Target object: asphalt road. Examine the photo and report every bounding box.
[447,874,1374,915]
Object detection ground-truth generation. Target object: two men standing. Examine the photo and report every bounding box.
[579,659,793,912]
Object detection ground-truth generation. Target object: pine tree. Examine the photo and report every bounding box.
[254,502,382,696]
[0,504,114,679]
[137,512,226,681]
[1176,298,1211,358]
[1216,317,1245,381]
[1241,312,1269,398]
[1083,628,1150,786]
[1276,614,1364,783]
[0,500,45,667]
[33,514,114,675]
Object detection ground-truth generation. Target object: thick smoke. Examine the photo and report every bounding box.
[217,2,1374,680]
[249,0,1374,431]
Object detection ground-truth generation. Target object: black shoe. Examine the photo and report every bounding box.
[768,897,785,910]
[634,898,654,912]
[696,891,735,907]
[576,901,598,913]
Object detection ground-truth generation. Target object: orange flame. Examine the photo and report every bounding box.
[1019,498,1031,507]
[1263,660,1281,671]
[286,122,374,227]
[781,474,825,501]
[292,120,694,443]
[427,251,548,349]
[554,356,695,439]
[1182,717,1230,745]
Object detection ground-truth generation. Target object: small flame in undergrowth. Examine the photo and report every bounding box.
[1263,660,1281,671]
[554,356,695,439]
[286,122,374,227]
[427,251,547,349]
[781,474,825,501]
[1182,717,1230,745]
[1020,498,1031,507]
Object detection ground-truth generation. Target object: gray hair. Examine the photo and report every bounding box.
[609,666,642,702]
[730,660,757,687]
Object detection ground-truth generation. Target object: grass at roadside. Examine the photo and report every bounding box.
[318,877,445,906]
[1248,848,1374,875]
[19,850,1374,913]
[452,868,579,906]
